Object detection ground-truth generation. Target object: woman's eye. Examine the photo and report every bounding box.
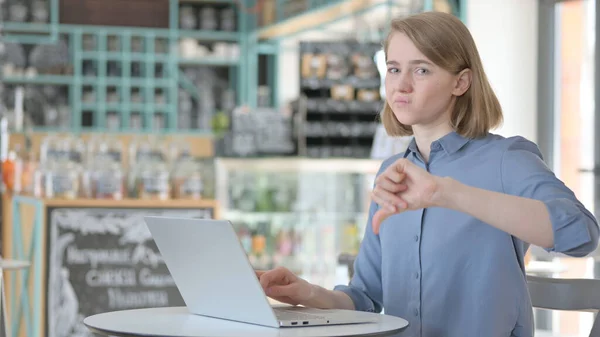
[387,68,399,74]
[415,68,429,75]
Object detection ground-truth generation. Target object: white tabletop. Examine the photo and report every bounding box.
[84,306,408,337]
[0,259,30,270]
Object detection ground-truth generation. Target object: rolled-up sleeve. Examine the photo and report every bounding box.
[501,137,599,256]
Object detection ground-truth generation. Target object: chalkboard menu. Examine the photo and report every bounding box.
[46,207,214,337]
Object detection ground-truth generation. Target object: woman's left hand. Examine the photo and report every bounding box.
[371,158,446,234]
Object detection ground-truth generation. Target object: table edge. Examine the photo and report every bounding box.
[85,324,151,337]
[84,315,408,337]
[86,325,406,337]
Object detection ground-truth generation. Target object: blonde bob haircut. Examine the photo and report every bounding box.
[381,11,503,138]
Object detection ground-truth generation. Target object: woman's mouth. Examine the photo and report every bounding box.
[394,97,410,104]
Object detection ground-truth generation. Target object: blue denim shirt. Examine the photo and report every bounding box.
[334,132,599,337]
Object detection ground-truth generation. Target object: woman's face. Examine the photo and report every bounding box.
[384,32,463,130]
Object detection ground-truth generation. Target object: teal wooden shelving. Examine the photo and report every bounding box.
[178,57,239,66]
[2,0,243,133]
[65,26,181,132]
[1,0,466,134]
[1,0,59,44]
[179,0,235,3]
[3,75,73,85]
[178,29,239,41]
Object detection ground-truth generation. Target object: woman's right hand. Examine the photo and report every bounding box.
[256,266,315,307]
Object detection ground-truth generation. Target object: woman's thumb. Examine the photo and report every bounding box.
[372,208,393,234]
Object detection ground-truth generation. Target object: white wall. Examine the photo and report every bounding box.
[466,0,539,142]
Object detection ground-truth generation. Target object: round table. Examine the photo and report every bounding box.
[84,307,408,337]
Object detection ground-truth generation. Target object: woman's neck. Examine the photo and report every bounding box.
[412,123,454,163]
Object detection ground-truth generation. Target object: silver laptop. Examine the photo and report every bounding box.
[143,216,378,328]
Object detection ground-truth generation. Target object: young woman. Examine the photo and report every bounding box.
[257,11,599,337]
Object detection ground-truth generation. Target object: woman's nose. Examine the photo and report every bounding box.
[397,73,413,93]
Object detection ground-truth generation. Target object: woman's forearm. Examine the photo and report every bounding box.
[437,177,554,249]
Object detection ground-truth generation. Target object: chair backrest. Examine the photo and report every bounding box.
[527,275,600,337]
[0,267,6,337]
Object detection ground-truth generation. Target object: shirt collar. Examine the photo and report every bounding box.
[438,131,471,154]
[404,131,471,157]
[404,137,419,158]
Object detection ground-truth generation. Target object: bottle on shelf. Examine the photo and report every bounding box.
[2,145,20,193]
[83,136,125,200]
[43,159,80,199]
[135,161,171,201]
[20,132,38,196]
[250,221,272,270]
[172,157,203,200]
[88,160,125,200]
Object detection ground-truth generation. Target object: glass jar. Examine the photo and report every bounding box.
[172,158,203,200]
[39,134,61,165]
[32,165,46,198]
[129,135,167,166]
[44,160,80,199]
[104,136,123,164]
[20,149,37,196]
[90,161,125,200]
[136,162,171,200]
[67,135,85,166]
[88,135,123,165]
[168,138,192,164]
[85,134,103,167]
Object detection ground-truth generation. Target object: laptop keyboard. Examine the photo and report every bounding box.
[274,308,327,321]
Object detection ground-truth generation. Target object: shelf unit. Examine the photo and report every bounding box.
[1,0,466,134]
[295,40,383,158]
[215,157,380,287]
[1,0,246,133]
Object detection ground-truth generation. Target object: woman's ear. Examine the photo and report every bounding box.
[452,68,472,96]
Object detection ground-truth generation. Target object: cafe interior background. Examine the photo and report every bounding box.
[0,0,597,336]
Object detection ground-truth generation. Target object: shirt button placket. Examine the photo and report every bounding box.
[414,221,423,332]
[412,160,426,335]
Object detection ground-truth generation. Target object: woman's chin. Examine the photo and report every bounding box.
[393,114,419,127]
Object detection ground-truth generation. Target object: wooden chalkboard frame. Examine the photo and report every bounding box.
[2,195,220,337]
[43,201,216,337]
[45,203,214,337]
